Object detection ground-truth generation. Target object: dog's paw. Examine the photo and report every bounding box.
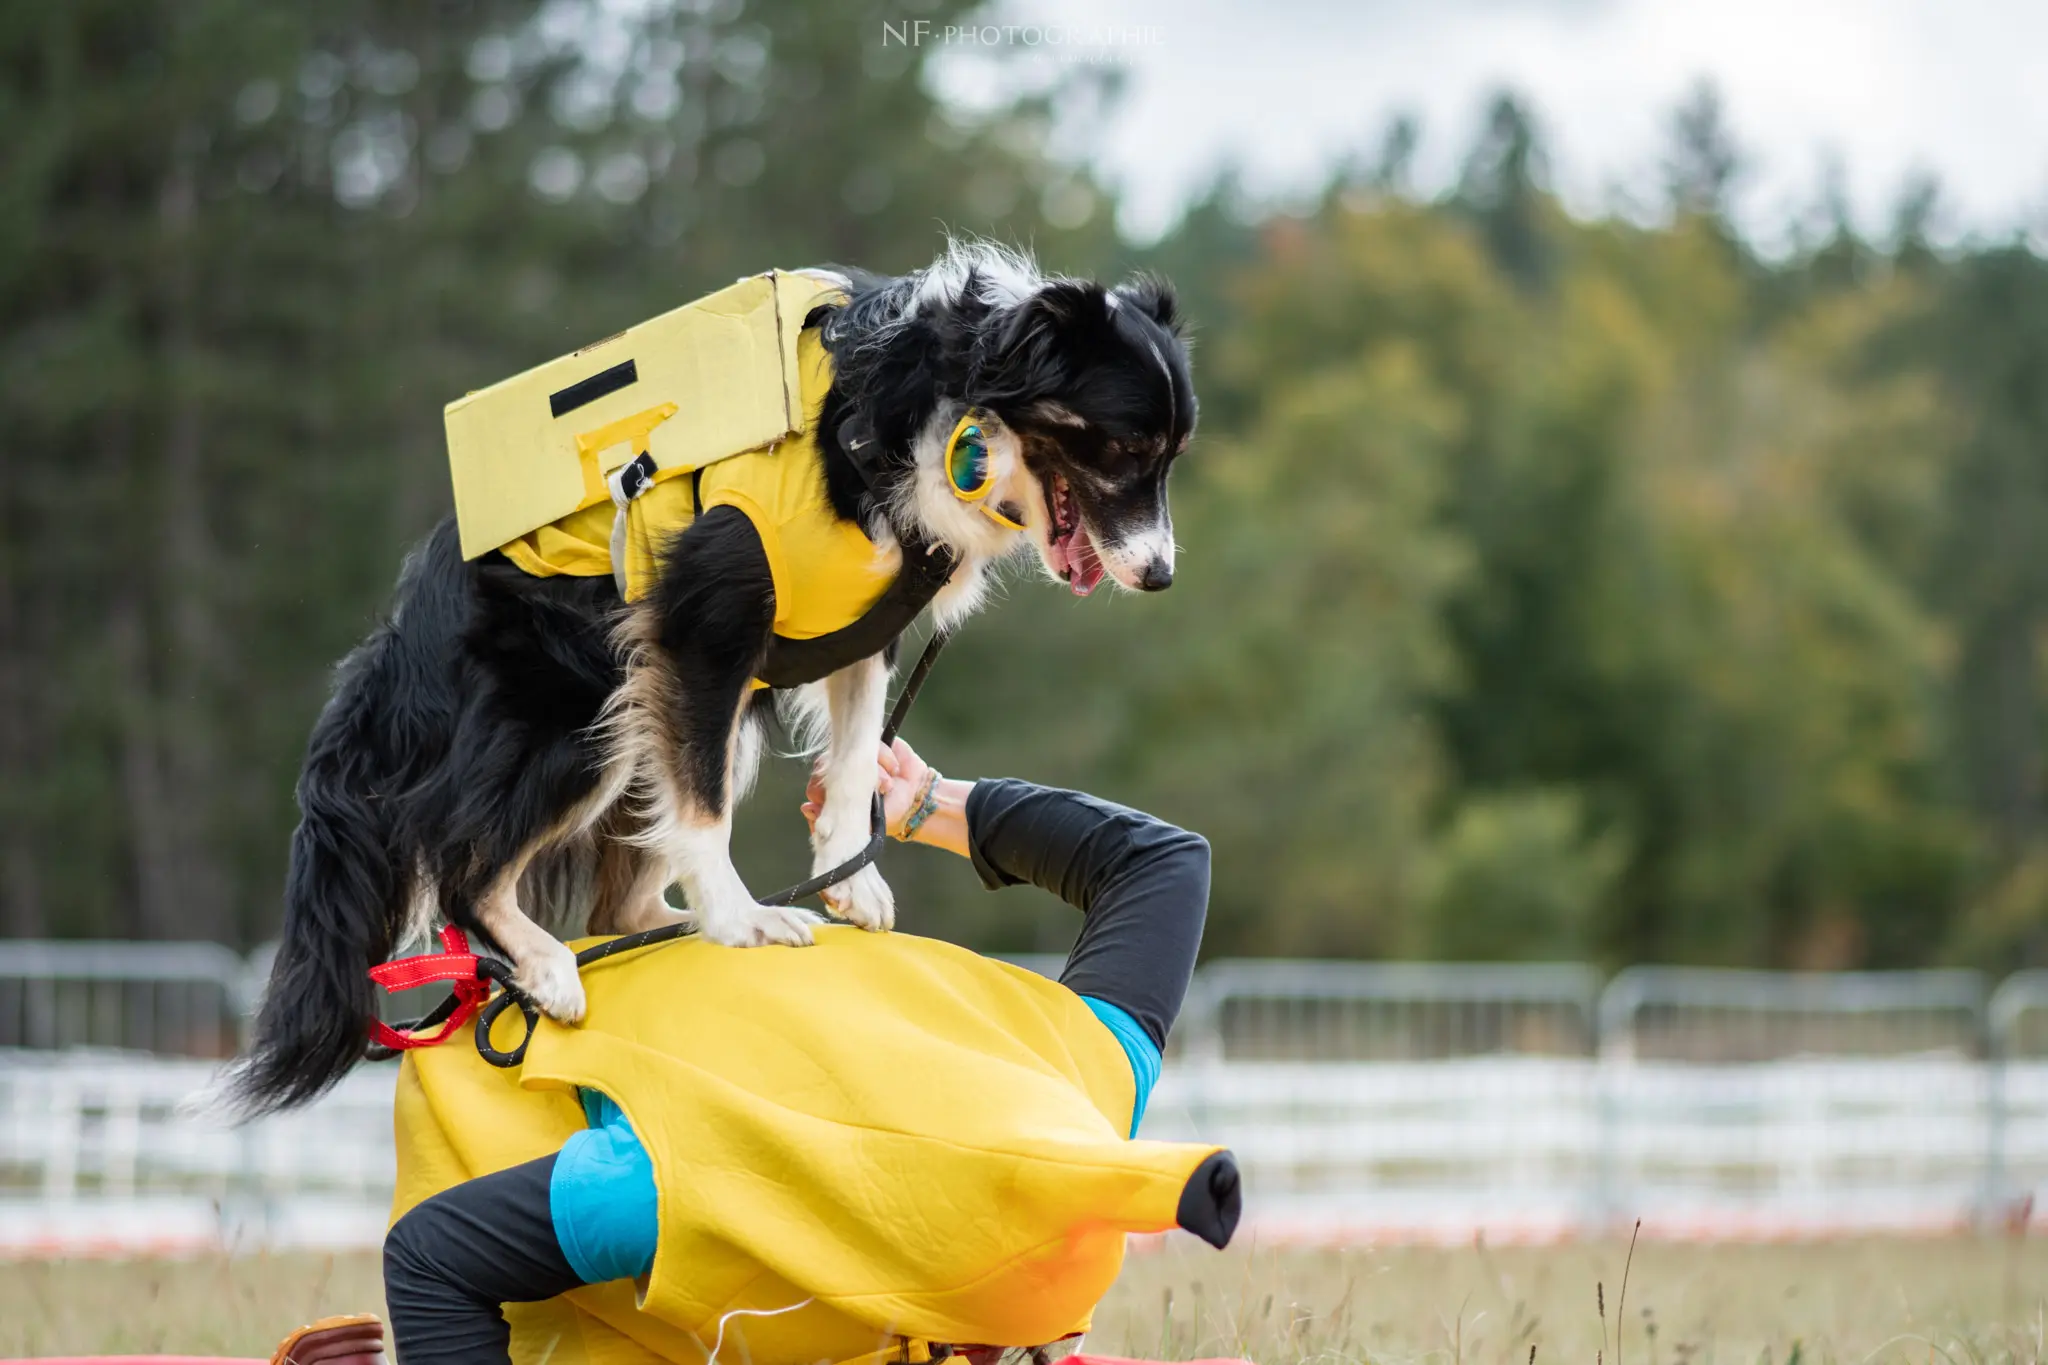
[822,863,895,933]
[696,898,817,948]
[514,937,586,1025]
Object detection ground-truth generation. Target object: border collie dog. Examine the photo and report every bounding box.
[228,243,1196,1113]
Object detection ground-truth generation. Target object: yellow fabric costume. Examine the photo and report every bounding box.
[497,327,899,648]
[392,928,1221,1365]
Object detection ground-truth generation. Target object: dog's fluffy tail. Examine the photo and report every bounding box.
[221,649,404,1117]
[220,528,472,1117]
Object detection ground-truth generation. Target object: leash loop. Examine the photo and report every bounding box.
[473,958,540,1067]
[364,925,490,1055]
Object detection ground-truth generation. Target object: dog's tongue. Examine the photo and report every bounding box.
[1065,527,1105,597]
[1047,477,1105,596]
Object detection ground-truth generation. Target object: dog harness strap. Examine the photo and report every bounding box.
[834,412,894,492]
[367,925,491,1050]
[754,537,959,689]
[604,451,661,596]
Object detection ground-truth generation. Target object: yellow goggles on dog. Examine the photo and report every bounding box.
[945,411,1026,531]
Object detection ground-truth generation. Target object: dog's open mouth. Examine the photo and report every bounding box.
[1044,474,1105,597]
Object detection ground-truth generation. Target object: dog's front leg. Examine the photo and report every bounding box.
[652,688,813,948]
[626,506,814,949]
[811,651,894,932]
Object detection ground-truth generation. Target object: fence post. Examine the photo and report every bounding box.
[1986,971,2048,1227]
[44,1076,79,1202]
[1179,968,1224,1066]
[1594,969,1646,1234]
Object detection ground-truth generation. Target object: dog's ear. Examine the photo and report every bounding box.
[1000,280,1110,351]
[981,281,1109,399]
[1112,275,1182,333]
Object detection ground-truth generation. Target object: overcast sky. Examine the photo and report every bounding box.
[923,0,2048,250]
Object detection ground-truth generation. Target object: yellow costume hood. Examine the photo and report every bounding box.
[393,929,1223,1365]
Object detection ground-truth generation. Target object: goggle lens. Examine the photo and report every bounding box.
[948,423,991,496]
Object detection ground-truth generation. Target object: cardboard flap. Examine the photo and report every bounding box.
[445,270,846,561]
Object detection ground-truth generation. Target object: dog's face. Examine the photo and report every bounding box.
[980,278,1196,596]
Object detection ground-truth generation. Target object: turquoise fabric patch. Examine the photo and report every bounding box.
[549,1091,657,1284]
[1081,996,1162,1137]
[549,999,1161,1281]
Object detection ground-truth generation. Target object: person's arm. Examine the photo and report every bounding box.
[805,738,972,854]
[809,741,1210,1052]
[960,778,1208,1052]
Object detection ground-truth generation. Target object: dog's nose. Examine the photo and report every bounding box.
[1138,557,1174,591]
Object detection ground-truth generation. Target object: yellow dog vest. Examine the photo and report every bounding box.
[392,928,1221,1365]
[496,327,899,651]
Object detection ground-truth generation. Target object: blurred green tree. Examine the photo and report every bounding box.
[1457,92,1554,292]
[1914,248,2048,966]
[1419,788,1625,961]
[1091,126,1970,969]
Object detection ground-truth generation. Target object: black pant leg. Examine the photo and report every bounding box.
[383,1154,586,1365]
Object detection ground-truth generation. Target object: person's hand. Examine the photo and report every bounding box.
[802,738,937,840]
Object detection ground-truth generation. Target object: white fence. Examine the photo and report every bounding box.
[1144,964,2048,1242]
[1175,959,1600,1062]
[0,942,252,1057]
[0,1051,394,1255]
[4,944,2048,1251]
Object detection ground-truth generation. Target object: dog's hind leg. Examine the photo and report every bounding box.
[810,652,895,932]
[470,847,587,1023]
[438,729,633,1025]
[586,814,686,936]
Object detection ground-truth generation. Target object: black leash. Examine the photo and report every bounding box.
[366,630,950,1069]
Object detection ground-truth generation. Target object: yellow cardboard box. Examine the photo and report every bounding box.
[444,270,846,561]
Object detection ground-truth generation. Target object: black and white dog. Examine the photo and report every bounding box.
[228,244,1196,1113]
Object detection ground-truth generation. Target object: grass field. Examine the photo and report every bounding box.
[4,1238,2044,1363]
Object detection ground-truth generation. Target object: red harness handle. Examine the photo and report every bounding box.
[366,925,489,1050]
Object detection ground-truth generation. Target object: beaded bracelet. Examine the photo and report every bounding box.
[898,769,943,840]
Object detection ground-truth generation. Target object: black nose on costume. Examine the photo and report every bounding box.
[1175,1149,1241,1248]
[1138,558,1174,591]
